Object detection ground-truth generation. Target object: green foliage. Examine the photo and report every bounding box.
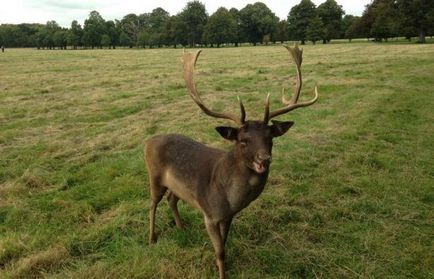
[82,11,106,48]
[202,7,237,47]
[137,30,150,48]
[239,2,279,46]
[100,34,111,48]
[67,20,83,48]
[119,32,132,47]
[164,15,187,47]
[179,1,208,46]
[273,20,289,43]
[341,15,356,40]
[317,0,345,43]
[396,0,434,43]
[288,0,317,44]
[119,13,141,46]
[53,31,66,49]
[147,8,170,47]
[306,17,326,44]
[105,20,119,48]
[354,0,434,42]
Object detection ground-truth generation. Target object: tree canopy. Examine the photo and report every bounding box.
[287,0,317,44]
[202,8,237,47]
[1,0,433,49]
[239,2,279,46]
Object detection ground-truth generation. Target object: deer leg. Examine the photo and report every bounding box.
[219,218,233,245]
[167,191,184,229]
[205,216,226,279]
[149,177,167,244]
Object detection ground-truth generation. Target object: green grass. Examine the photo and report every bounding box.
[1,43,433,278]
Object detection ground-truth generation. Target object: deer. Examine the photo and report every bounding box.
[144,44,318,279]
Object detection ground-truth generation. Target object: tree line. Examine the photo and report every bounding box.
[0,0,433,49]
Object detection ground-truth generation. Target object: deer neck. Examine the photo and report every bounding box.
[212,147,269,213]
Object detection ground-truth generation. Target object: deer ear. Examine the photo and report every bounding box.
[216,126,238,141]
[270,120,294,137]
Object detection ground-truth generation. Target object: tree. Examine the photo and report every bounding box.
[229,8,243,46]
[358,0,399,42]
[120,13,142,46]
[148,8,170,47]
[288,0,317,44]
[306,16,325,44]
[105,20,119,48]
[273,20,289,44]
[180,1,208,47]
[317,0,344,43]
[203,7,237,47]
[53,30,67,49]
[396,0,434,43]
[341,15,355,39]
[0,24,44,48]
[137,30,150,48]
[239,2,279,46]
[119,32,132,47]
[44,21,61,49]
[100,34,111,48]
[67,20,82,49]
[164,15,188,48]
[82,11,106,48]
[342,16,360,42]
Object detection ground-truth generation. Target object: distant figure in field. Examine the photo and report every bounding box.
[1,46,4,53]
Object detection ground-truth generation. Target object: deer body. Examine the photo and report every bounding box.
[145,45,318,279]
[145,133,269,219]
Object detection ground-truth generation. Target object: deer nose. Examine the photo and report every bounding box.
[257,152,271,162]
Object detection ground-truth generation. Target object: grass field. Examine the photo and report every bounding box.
[0,42,433,278]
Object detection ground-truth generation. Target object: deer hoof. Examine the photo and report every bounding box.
[149,233,158,244]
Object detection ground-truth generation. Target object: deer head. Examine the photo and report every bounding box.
[182,44,318,174]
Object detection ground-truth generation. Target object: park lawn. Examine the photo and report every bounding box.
[0,42,433,278]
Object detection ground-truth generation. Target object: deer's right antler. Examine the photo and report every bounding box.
[263,44,319,123]
[183,50,246,126]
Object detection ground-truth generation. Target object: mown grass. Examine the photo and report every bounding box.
[0,42,433,278]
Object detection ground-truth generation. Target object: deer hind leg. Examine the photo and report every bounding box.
[167,191,184,229]
[149,176,167,244]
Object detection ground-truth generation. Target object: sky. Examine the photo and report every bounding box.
[0,0,371,28]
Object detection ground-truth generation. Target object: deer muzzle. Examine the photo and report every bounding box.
[253,153,271,174]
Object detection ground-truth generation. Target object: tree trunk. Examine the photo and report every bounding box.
[418,29,426,43]
[301,40,305,45]
[322,39,326,44]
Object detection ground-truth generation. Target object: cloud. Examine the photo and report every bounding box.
[29,0,96,10]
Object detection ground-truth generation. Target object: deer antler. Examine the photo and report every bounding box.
[183,50,246,125]
[264,44,318,123]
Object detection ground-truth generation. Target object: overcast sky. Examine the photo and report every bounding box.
[1,0,370,28]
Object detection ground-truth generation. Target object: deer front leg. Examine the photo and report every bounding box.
[204,216,226,279]
[219,217,233,245]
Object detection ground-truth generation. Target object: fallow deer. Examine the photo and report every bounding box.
[144,44,318,279]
